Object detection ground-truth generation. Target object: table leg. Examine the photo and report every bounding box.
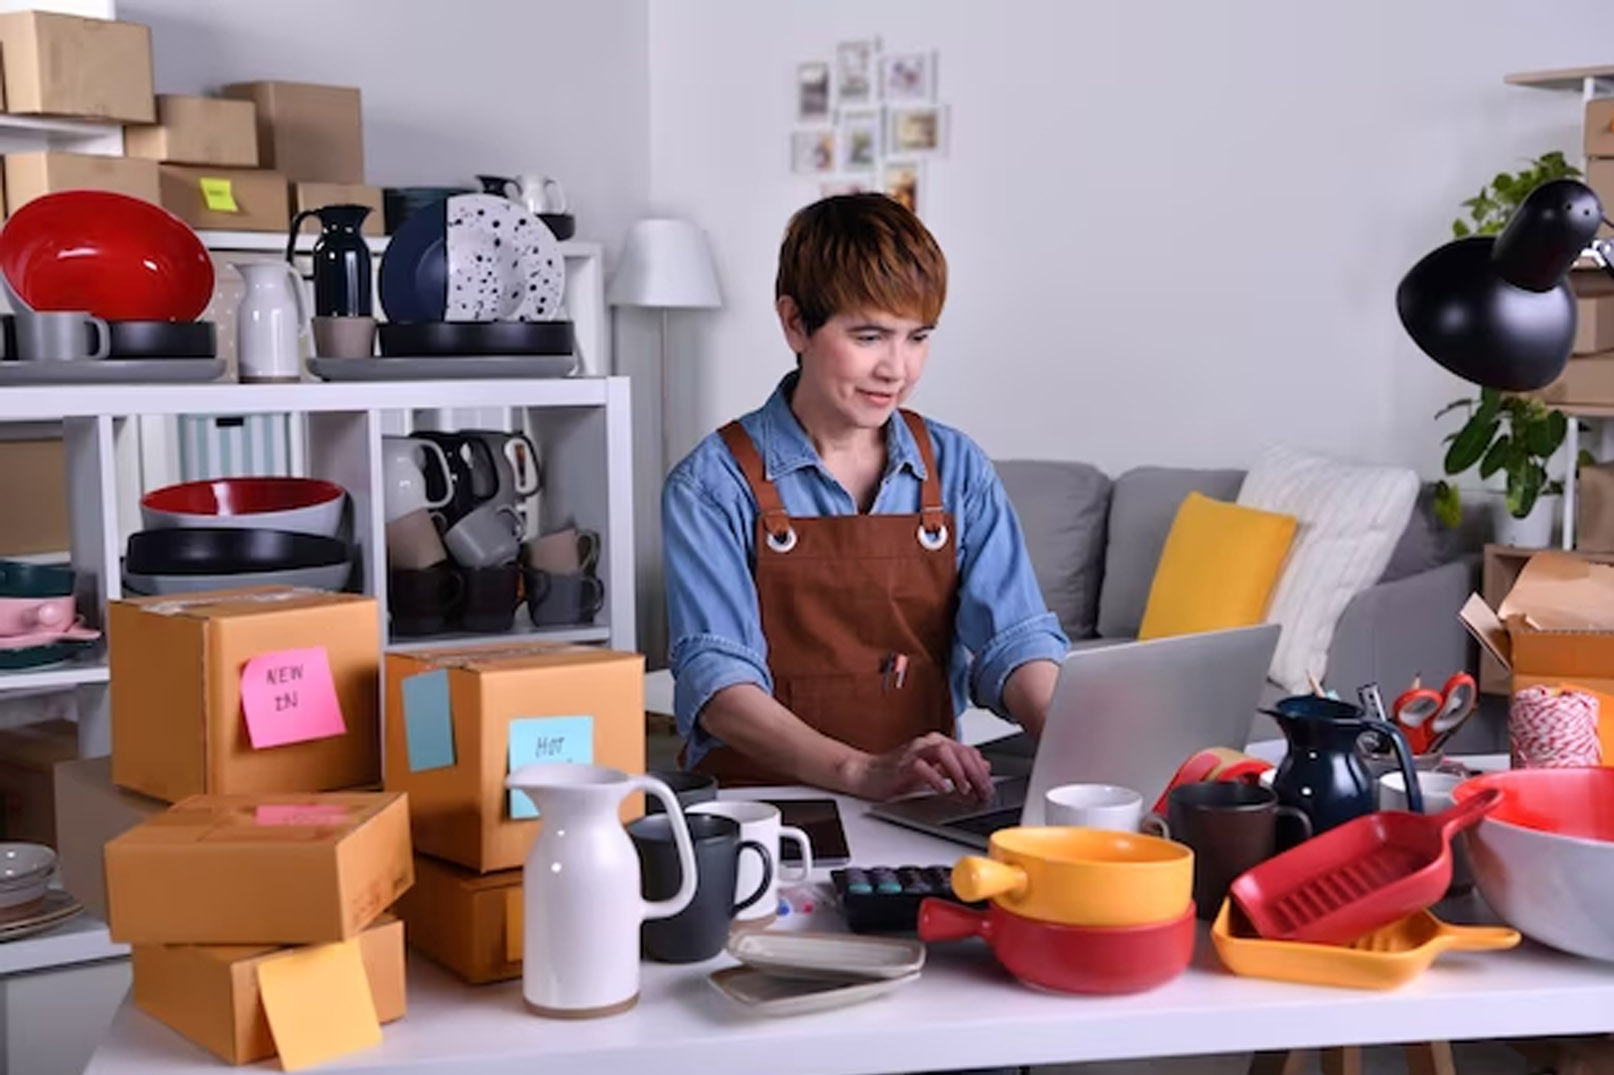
[1321,1046,1363,1075]
[1247,1052,1307,1075]
[1405,1042,1456,1075]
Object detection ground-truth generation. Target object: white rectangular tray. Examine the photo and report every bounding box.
[725,929,925,981]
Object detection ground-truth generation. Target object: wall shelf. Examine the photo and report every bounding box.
[0,662,108,693]
[0,913,125,978]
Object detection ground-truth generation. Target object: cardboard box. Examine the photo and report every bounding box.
[157,165,289,233]
[0,718,76,845]
[1576,294,1614,355]
[52,756,167,921]
[1588,97,1614,159]
[109,587,380,803]
[394,853,521,984]
[383,643,645,872]
[0,439,68,555]
[125,95,258,167]
[132,915,405,1065]
[1459,550,1614,760]
[0,11,153,122]
[293,182,384,236]
[104,791,413,945]
[220,81,363,184]
[1534,353,1614,408]
[4,152,160,214]
[1590,159,1614,240]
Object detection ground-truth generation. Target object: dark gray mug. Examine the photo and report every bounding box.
[629,813,772,963]
[643,769,717,814]
[525,568,604,627]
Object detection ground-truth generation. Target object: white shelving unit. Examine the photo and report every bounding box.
[1506,65,1614,548]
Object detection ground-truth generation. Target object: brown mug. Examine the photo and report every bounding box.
[1147,782,1311,921]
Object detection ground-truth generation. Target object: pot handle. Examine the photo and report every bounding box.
[1436,787,1501,841]
[632,775,698,921]
[950,856,1027,903]
[1361,717,1425,815]
[917,897,988,943]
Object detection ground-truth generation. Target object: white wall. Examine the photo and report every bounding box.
[648,0,1614,480]
[120,0,651,255]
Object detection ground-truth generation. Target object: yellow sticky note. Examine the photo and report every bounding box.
[504,886,523,964]
[256,939,381,1072]
[198,176,239,213]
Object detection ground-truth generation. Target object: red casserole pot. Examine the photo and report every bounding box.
[918,897,1196,994]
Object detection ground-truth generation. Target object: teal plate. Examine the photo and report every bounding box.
[0,639,96,670]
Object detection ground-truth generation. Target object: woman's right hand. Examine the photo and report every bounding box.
[844,732,995,803]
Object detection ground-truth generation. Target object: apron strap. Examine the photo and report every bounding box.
[899,410,948,536]
[718,422,794,543]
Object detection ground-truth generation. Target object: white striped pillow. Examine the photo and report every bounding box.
[1235,446,1419,694]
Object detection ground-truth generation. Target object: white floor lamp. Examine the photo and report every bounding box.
[606,219,723,475]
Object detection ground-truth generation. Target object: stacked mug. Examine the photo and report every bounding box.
[920,812,1199,994]
[383,430,541,636]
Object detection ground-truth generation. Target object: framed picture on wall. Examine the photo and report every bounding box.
[838,107,881,172]
[887,105,948,156]
[882,159,923,216]
[835,39,880,107]
[820,177,875,198]
[798,61,832,121]
[792,128,837,174]
[879,51,937,103]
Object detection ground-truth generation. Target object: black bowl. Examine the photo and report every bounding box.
[378,320,575,357]
[0,559,73,597]
[539,213,575,241]
[126,527,349,576]
[107,320,217,359]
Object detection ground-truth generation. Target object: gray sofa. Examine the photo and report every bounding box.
[994,461,1498,749]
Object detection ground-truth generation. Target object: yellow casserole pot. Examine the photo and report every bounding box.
[952,825,1193,927]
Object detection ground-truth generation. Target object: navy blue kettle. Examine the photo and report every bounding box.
[1262,694,1423,834]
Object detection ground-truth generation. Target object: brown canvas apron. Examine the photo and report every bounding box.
[690,409,960,786]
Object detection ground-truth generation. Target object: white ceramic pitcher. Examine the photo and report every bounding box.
[505,764,696,1017]
[233,261,309,383]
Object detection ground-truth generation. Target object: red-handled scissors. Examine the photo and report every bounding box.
[1391,672,1477,754]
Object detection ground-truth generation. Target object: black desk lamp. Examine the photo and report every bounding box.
[1397,178,1614,390]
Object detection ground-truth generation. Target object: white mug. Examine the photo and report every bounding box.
[517,174,567,215]
[687,800,813,923]
[1043,784,1145,831]
[381,436,453,523]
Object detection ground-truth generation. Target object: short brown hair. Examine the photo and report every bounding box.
[775,194,947,335]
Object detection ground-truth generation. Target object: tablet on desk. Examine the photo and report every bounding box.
[759,798,852,867]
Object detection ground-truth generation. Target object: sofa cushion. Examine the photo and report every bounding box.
[1236,445,1420,694]
[1138,492,1298,640]
[1096,466,1245,638]
[994,460,1111,639]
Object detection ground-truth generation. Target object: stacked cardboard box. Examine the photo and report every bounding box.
[70,585,413,1066]
[384,642,646,983]
[1547,99,1614,404]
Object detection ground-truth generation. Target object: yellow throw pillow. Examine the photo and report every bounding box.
[1137,492,1297,640]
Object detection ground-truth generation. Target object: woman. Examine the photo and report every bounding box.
[662,194,1068,802]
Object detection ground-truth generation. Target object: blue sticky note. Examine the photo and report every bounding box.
[507,715,594,819]
[401,670,456,772]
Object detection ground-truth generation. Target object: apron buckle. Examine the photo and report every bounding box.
[917,522,949,551]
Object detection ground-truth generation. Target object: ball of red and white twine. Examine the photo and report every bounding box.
[1510,685,1602,769]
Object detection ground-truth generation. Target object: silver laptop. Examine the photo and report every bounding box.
[866,623,1281,849]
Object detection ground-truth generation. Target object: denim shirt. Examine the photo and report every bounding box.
[662,373,1070,767]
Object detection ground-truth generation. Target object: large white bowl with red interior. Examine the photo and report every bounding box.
[140,478,346,538]
[1452,767,1614,961]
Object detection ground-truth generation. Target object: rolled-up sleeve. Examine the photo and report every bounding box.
[662,470,771,762]
[952,450,1070,719]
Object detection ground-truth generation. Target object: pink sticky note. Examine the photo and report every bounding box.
[240,647,346,749]
[254,804,354,828]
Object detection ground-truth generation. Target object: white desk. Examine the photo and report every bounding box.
[83,782,1614,1075]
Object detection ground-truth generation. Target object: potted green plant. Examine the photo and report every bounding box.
[1433,389,1587,546]
[1450,150,1581,237]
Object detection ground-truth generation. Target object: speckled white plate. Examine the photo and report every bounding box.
[444,194,565,322]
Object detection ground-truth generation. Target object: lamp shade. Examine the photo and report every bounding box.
[607,219,722,309]
[1396,179,1603,391]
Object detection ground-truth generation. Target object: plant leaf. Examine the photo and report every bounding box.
[1444,414,1498,475]
[1433,481,1462,529]
[1480,434,1511,479]
[1525,408,1568,457]
[1433,397,1474,421]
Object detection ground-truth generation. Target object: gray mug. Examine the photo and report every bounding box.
[526,569,605,627]
[442,501,522,568]
[15,311,111,361]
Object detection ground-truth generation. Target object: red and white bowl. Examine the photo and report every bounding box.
[140,478,346,539]
[1453,767,1614,961]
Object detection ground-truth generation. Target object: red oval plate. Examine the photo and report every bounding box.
[142,478,345,516]
[0,190,214,321]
